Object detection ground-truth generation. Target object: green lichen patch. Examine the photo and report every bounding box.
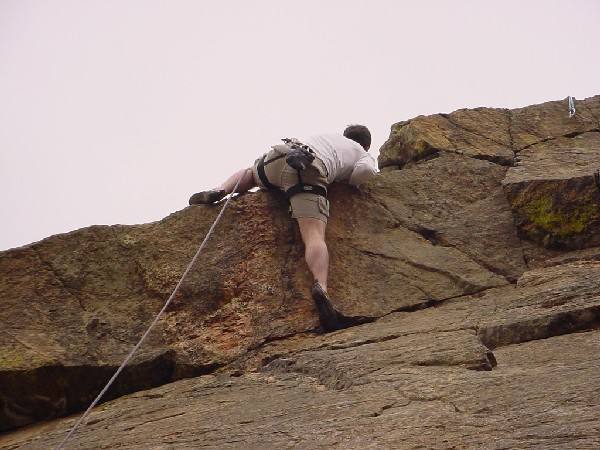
[518,187,600,248]
[524,196,598,236]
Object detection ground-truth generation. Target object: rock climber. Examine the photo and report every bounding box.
[188,125,378,332]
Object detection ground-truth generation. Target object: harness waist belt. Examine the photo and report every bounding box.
[285,183,327,199]
[257,152,327,200]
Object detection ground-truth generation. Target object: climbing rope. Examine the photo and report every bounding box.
[568,96,576,118]
[55,172,246,450]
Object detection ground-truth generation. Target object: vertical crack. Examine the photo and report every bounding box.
[31,247,87,311]
[587,107,600,128]
[507,108,516,157]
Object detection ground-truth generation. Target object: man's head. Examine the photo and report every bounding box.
[343,124,371,151]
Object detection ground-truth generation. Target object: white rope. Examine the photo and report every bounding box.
[55,173,246,450]
[568,96,576,118]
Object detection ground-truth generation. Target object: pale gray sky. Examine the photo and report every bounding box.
[1,0,599,250]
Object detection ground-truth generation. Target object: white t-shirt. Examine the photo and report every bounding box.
[300,134,378,186]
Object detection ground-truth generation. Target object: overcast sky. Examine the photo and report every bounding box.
[1,0,599,250]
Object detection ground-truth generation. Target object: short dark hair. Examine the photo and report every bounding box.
[343,124,371,151]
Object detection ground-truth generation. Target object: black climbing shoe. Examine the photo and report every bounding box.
[311,282,343,332]
[189,189,227,205]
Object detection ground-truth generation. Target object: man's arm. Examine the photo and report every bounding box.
[349,154,378,187]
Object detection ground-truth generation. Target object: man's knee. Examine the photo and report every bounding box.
[297,217,327,244]
[305,237,327,252]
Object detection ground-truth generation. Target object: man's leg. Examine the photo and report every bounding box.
[296,217,329,291]
[218,168,256,194]
[189,168,256,205]
[297,216,343,332]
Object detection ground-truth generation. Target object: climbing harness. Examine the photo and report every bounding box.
[256,139,328,200]
[54,172,246,450]
[568,96,576,118]
[284,181,327,200]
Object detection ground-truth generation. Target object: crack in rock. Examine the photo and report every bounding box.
[31,247,86,311]
[516,128,600,153]
[439,112,513,153]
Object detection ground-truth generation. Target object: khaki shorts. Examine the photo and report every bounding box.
[252,146,330,223]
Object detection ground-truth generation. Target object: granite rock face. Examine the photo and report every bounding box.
[0,186,507,431]
[366,152,527,281]
[379,95,600,251]
[379,96,600,169]
[503,131,600,249]
[2,261,599,449]
[1,96,600,448]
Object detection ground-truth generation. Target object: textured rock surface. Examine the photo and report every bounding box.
[0,184,507,431]
[2,262,599,449]
[1,96,600,447]
[379,96,600,169]
[503,132,600,249]
[379,95,600,251]
[230,260,600,374]
[367,152,527,281]
[378,108,515,167]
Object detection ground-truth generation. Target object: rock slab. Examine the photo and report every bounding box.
[1,261,599,449]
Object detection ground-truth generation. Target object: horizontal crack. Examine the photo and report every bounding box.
[120,411,186,432]
[516,128,600,153]
[478,304,600,349]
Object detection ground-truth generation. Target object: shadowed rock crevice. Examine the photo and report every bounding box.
[478,304,600,349]
[4,330,599,449]
[0,350,184,432]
